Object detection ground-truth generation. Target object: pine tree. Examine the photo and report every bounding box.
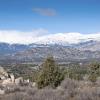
[88,62,100,82]
[36,56,64,88]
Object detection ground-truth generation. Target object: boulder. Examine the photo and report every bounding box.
[0,75,6,80]
[0,89,5,95]
[2,78,12,86]
[0,67,9,80]
[15,77,23,85]
[32,82,36,87]
[9,74,15,83]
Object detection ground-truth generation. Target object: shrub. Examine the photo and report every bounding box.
[60,78,78,90]
[36,56,64,89]
[88,62,100,82]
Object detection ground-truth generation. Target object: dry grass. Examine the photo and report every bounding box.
[0,78,100,100]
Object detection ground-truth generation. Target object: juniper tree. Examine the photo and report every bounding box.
[36,56,64,88]
[88,62,100,82]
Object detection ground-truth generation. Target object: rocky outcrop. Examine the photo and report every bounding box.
[0,66,29,86]
[0,66,8,80]
[2,78,12,86]
[0,66,35,95]
[0,89,5,95]
[15,77,23,85]
[0,67,14,86]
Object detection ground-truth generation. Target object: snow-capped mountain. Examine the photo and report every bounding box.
[0,39,100,64]
[0,31,100,64]
[32,32,100,45]
[0,30,100,44]
[0,39,100,55]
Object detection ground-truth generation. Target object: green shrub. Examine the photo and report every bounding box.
[36,56,64,89]
[88,62,100,82]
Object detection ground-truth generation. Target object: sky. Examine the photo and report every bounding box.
[0,0,100,44]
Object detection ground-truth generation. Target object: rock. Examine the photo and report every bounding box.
[0,89,5,95]
[2,78,12,86]
[32,82,36,87]
[0,66,8,79]
[15,77,23,85]
[9,74,15,83]
[24,79,29,84]
[0,66,30,87]
[0,75,6,80]
[25,79,29,83]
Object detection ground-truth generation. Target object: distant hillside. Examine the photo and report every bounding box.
[0,40,100,64]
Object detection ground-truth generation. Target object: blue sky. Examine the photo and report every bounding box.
[0,0,100,34]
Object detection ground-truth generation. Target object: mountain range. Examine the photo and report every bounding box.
[0,39,100,64]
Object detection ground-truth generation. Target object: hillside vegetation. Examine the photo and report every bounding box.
[0,56,100,100]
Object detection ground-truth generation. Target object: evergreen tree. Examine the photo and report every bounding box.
[36,56,64,88]
[88,62,100,82]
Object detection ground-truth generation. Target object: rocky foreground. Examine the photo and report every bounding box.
[0,66,35,95]
[0,77,100,100]
[0,65,100,100]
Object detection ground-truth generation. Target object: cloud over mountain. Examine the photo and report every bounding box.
[0,29,48,44]
[0,29,100,44]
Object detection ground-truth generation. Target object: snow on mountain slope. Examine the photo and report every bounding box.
[30,32,100,45]
[77,41,100,51]
[0,30,100,44]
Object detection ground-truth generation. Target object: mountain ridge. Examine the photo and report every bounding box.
[0,40,100,64]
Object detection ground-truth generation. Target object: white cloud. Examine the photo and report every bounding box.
[0,29,49,44]
[0,29,100,44]
[33,8,56,16]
